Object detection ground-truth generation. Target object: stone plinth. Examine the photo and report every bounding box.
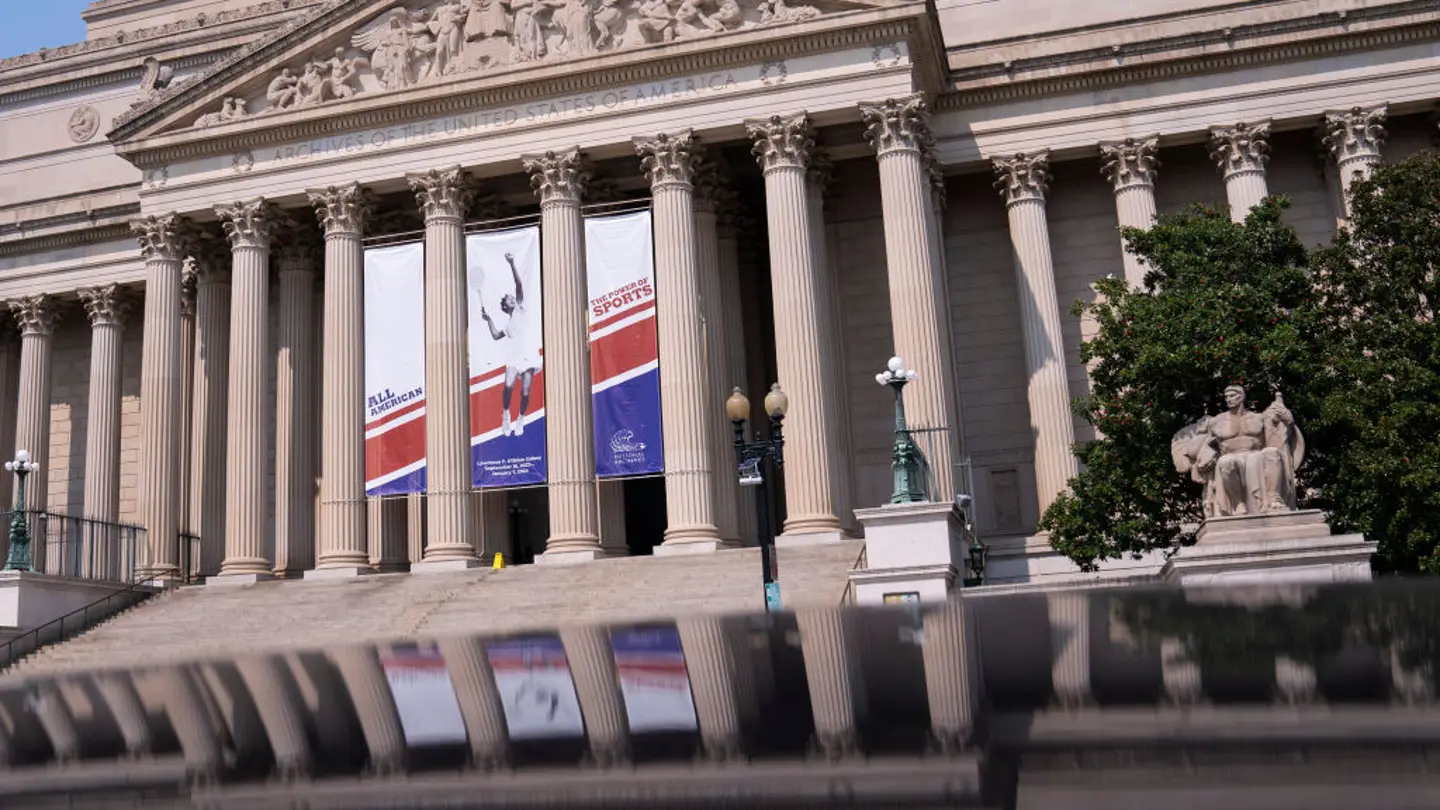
[848,501,967,605]
[1162,510,1375,586]
[0,571,155,631]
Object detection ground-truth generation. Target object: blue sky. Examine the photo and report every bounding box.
[2,1,92,60]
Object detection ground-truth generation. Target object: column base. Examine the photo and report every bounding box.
[303,566,374,581]
[411,557,482,574]
[537,548,605,565]
[207,572,276,587]
[776,529,847,548]
[653,540,734,556]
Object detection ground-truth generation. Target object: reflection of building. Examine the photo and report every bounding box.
[0,1,1421,579]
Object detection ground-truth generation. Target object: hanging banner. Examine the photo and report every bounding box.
[610,625,698,734]
[467,226,546,488]
[485,635,586,741]
[587,210,664,478]
[379,642,468,747]
[364,242,427,496]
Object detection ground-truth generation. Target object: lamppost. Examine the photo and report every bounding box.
[875,356,929,504]
[725,383,788,613]
[4,449,40,572]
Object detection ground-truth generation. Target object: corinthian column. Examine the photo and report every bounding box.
[694,161,742,544]
[178,269,196,556]
[274,230,319,577]
[8,296,56,571]
[0,329,19,517]
[188,244,230,578]
[132,214,190,579]
[993,152,1077,516]
[715,197,756,543]
[78,284,130,579]
[407,167,478,568]
[1099,135,1161,288]
[1322,104,1388,221]
[215,199,278,583]
[810,157,861,530]
[1209,121,1271,222]
[308,184,374,577]
[859,95,961,503]
[523,149,603,562]
[633,131,722,550]
[745,113,842,538]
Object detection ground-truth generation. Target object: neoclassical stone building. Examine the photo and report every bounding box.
[0,0,1425,583]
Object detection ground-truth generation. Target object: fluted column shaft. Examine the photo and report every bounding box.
[79,285,130,579]
[369,497,409,571]
[310,184,372,573]
[994,152,1078,516]
[132,214,188,578]
[409,167,475,563]
[861,96,960,503]
[94,672,152,758]
[178,271,196,546]
[0,335,19,516]
[437,636,510,768]
[921,602,981,753]
[817,171,863,532]
[676,615,747,760]
[715,211,756,544]
[236,654,312,779]
[190,261,231,577]
[10,295,56,572]
[746,113,842,535]
[694,166,742,544]
[1100,136,1161,289]
[218,199,277,579]
[524,150,602,559]
[1209,122,1271,223]
[796,608,865,759]
[560,624,630,765]
[1047,591,1091,707]
[156,665,223,783]
[330,645,406,774]
[597,480,628,556]
[275,241,319,576]
[1323,105,1388,221]
[634,131,721,547]
[30,682,79,763]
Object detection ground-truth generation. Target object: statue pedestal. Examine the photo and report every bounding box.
[1161,510,1376,586]
[848,502,968,605]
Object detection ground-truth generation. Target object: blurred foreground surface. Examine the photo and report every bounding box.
[1,579,1438,809]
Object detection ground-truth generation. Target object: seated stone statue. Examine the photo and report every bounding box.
[1171,385,1305,518]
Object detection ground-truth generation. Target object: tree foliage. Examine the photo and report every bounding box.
[1041,199,1316,570]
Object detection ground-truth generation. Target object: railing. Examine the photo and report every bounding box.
[0,568,167,672]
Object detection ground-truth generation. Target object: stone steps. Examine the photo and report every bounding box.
[5,540,862,679]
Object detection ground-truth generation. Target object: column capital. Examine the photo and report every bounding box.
[1209,121,1271,178]
[928,158,947,210]
[216,198,280,250]
[407,166,474,223]
[189,234,232,285]
[806,150,834,195]
[275,226,322,272]
[1099,135,1161,193]
[715,188,742,238]
[635,130,699,189]
[993,151,1052,206]
[131,213,193,261]
[78,283,132,329]
[9,294,57,337]
[693,158,723,214]
[180,263,198,317]
[858,94,933,157]
[746,112,814,171]
[586,176,627,204]
[1322,104,1388,168]
[522,147,590,206]
[308,183,375,237]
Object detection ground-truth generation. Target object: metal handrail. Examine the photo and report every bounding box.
[0,518,195,672]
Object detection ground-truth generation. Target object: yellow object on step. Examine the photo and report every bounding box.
[492,553,505,570]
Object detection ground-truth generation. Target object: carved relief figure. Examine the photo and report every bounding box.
[710,0,745,30]
[636,0,676,43]
[509,0,548,61]
[758,0,819,24]
[466,0,513,38]
[551,0,599,56]
[326,48,364,99]
[352,8,436,90]
[195,97,248,128]
[428,0,470,76]
[295,60,330,106]
[138,56,174,98]
[592,0,626,49]
[1171,386,1305,518]
[266,68,300,108]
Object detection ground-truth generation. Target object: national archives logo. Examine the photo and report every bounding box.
[609,429,647,468]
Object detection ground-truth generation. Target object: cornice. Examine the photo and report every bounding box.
[0,222,136,259]
[937,1,1440,110]
[0,53,220,108]
[116,8,926,167]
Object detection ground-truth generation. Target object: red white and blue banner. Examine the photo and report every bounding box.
[379,642,468,747]
[364,242,427,496]
[485,635,585,741]
[467,226,546,488]
[610,625,698,734]
[587,210,664,478]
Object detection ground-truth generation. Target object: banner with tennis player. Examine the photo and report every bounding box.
[587,210,664,478]
[364,241,427,496]
[467,226,546,488]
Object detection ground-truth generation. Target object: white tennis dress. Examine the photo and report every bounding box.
[502,300,542,374]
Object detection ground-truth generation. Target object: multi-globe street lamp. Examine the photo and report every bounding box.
[4,449,40,572]
[876,356,930,504]
[725,383,789,613]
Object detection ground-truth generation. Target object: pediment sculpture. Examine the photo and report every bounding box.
[192,0,826,128]
[1171,385,1306,519]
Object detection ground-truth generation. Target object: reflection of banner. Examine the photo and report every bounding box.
[467,227,547,488]
[611,625,697,734]
[587,211,663,477]
[364,242,427,496]
[379,643,467,746]
[485,636,585,741]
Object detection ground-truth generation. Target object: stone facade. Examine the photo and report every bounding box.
[0,0,1429,583]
